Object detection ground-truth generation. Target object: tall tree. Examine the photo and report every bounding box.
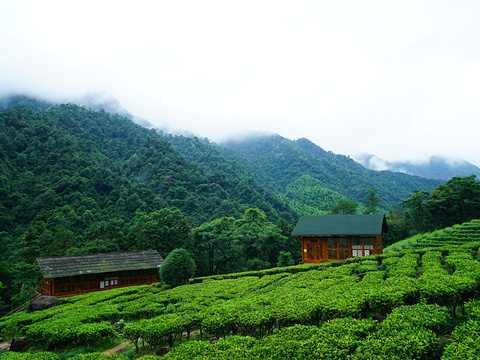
[364,188,382,214]
[192,217,235,276]
[401,190,431,234]
[331,199,358,215]
[133,208,192,258]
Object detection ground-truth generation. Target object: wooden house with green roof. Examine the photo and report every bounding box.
[36,250,163,297]
[291,214,388,263]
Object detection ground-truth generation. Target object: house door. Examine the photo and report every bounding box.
[307,244,322,262]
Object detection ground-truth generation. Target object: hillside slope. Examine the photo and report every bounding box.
[2,240,480,358]
[385,218,480,253]
[160,133,296,222]
[0,102,294,231]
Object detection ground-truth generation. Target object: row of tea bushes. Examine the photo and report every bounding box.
[2,242,480,355]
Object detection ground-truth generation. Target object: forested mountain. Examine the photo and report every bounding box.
[215,135,441,214]
[354,153,480,180]
[0,101,293,226]
[159,133,295,222]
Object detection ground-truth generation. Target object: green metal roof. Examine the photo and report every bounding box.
[36,250,164,279]
[291,214,388,236]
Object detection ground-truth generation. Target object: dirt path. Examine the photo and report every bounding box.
[0,341,10,351]
[102,341,131,355]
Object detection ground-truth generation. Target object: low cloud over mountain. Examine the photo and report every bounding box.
[353,154,480,180]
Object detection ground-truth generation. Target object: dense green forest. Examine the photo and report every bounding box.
[1,95,479,318]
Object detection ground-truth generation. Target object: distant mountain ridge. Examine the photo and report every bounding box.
[214,136,441,213]
[353,153,480,180]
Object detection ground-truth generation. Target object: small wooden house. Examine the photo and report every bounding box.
[291,214,388,264]
[36,250,164,297]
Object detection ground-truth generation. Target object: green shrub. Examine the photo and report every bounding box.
[352,326,439,360]
[162,340,212,359]
[1,352,59,360]
[277,251,294,267]
[381,304,451,334]
[442,320,480,359]
[159,248,196,287]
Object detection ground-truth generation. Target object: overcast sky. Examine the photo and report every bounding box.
[1,0,480,167]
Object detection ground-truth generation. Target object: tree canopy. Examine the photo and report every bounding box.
[386,175,480,243]
[363,188,382,214]
[159,248,196,287]
[331,198,358,215]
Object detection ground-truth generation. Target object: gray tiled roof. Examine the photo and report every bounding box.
[36,250,163,279]
[291,214,388,236]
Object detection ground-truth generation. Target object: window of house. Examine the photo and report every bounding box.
[327,237,350,260]
[352,237,375,257]
[327,238,338,248]
[327,237,338,259]
[338,237,349,259]
[364,237,374,249]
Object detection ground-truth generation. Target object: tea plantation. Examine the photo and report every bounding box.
[3,220,480,359]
